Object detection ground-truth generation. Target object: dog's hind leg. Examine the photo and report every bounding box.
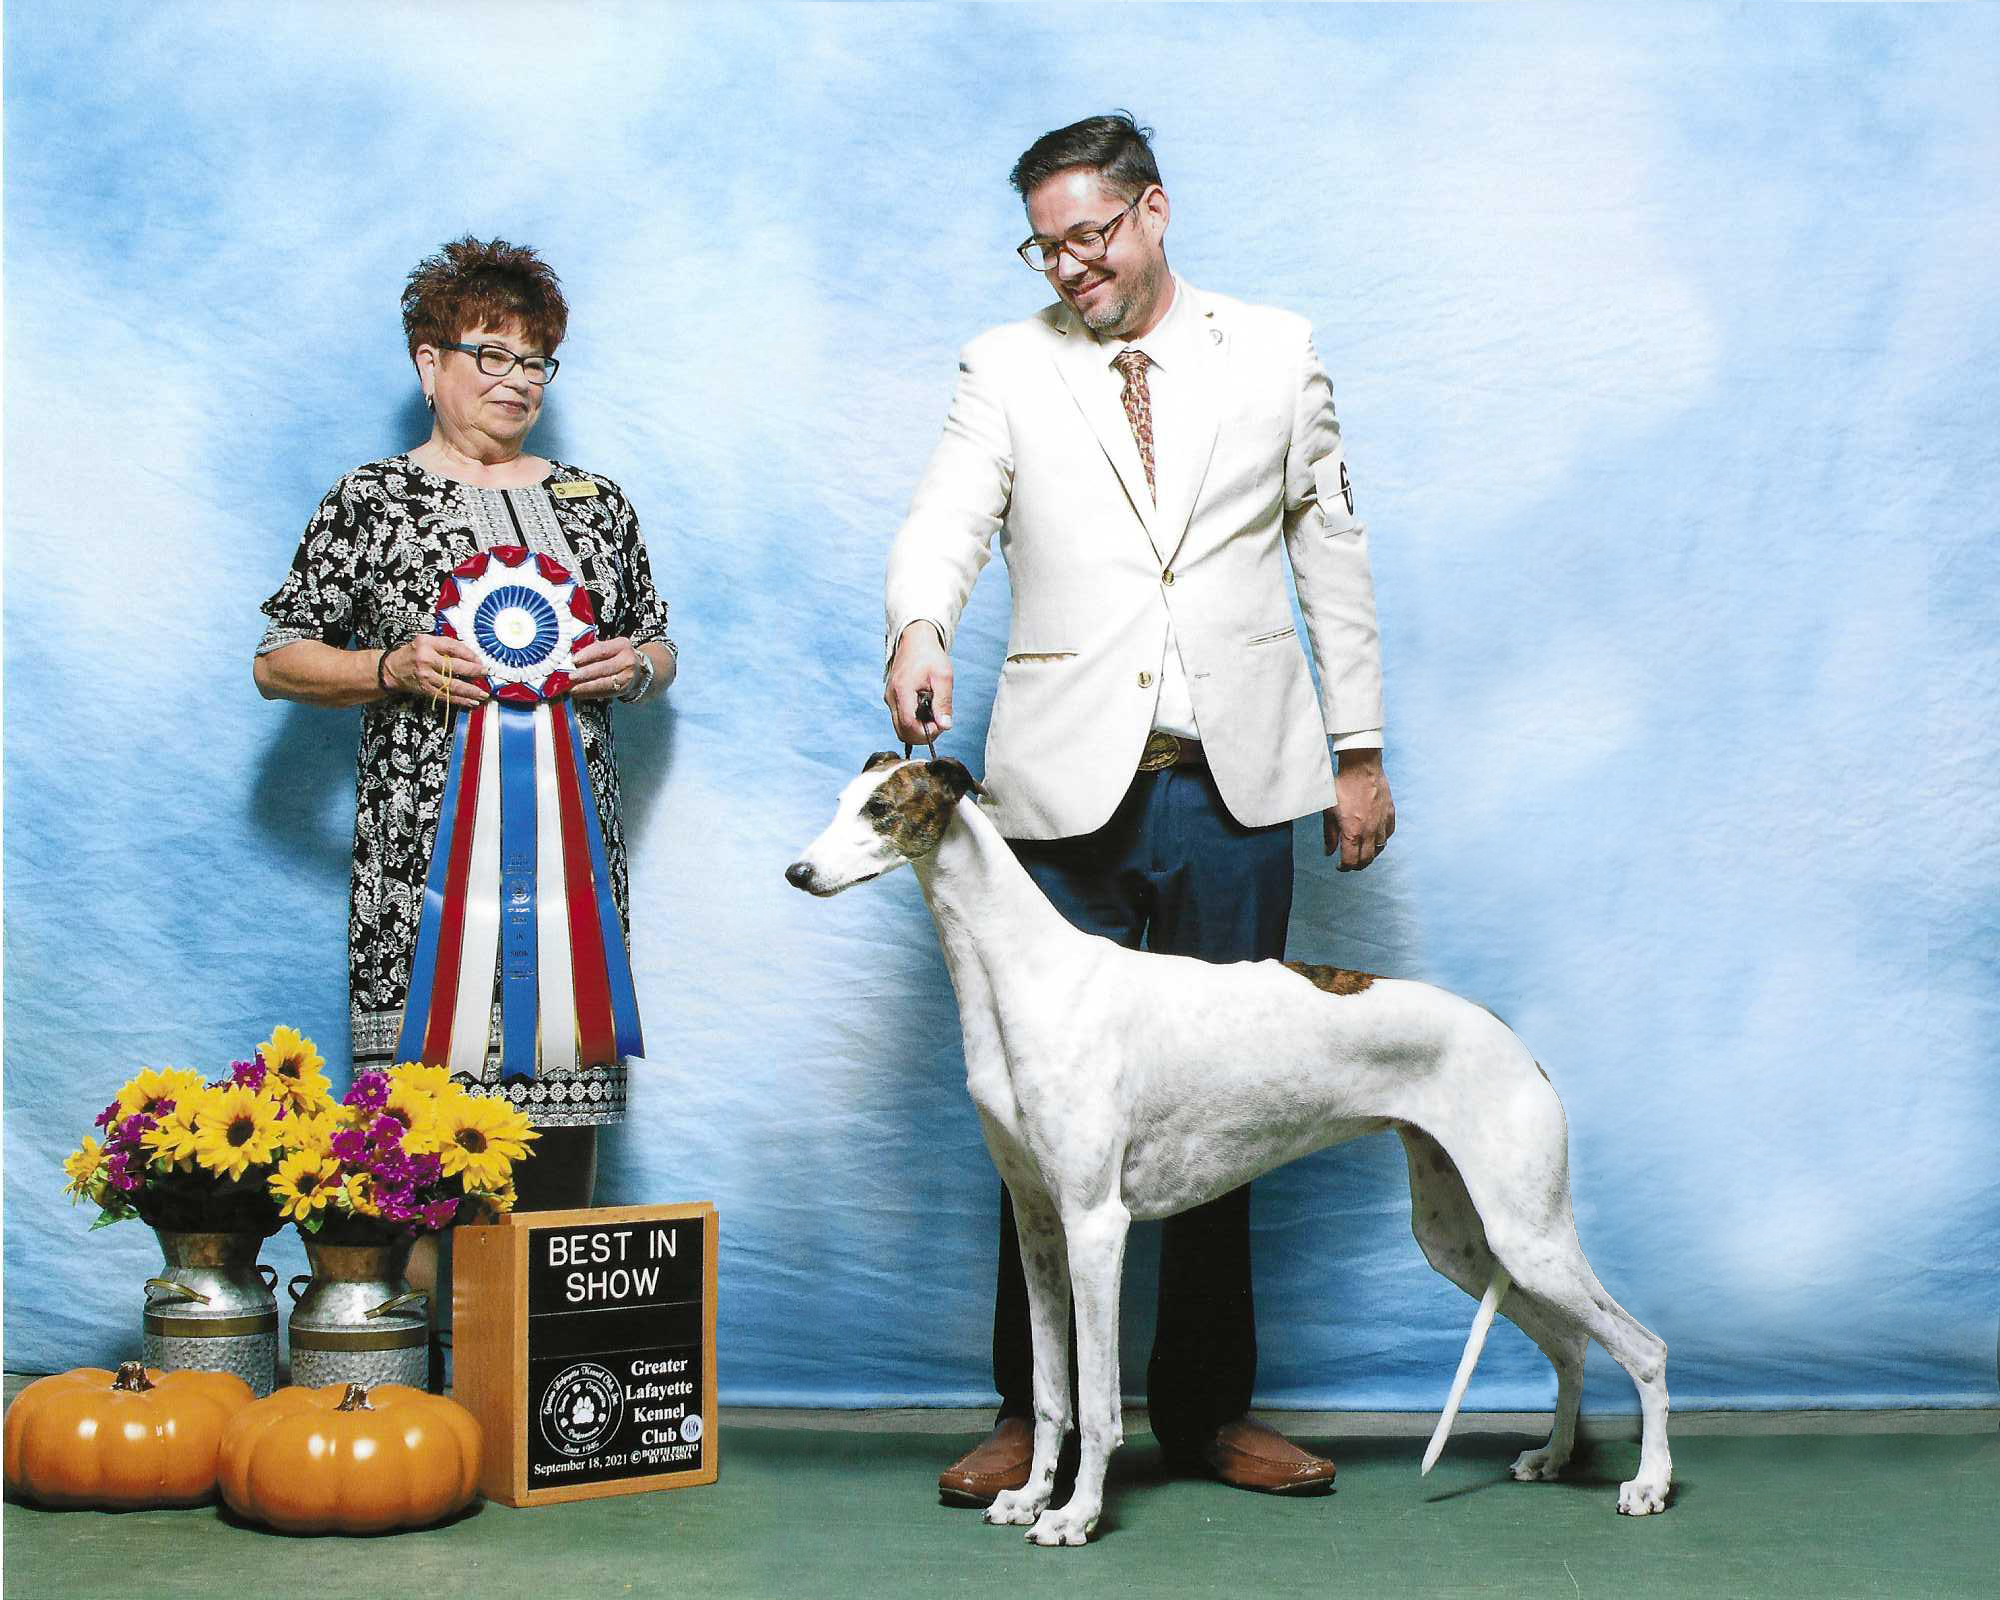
[1401,1127,1586,1480]
[1025,1200,1130,1548]
[1507,1326,1587,1482]
[1423,1127,1673,1514]
[985,1184,1074,1529]
[1496,1239,1670,1513]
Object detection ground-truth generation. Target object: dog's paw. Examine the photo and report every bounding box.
[1510,1445,1570,1482]
[1617,1475,1671,1516]
[984,1488,1046,1527]
[1025,1503,1096,1547]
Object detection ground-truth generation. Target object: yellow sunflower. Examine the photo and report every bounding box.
[269,1150,342,1223]
[278,1108,339,1162]
[398,1105,447,1157]
[63,1136,106,1201]
[435,1095,539,1191]
[388,1061,454,1098]
[378,1081,445,1152]
[339,1172,379,1218]
[193,1086,284,1181]
[115,1067,208,1122]
[142,1097,207,1172]
[258,1026,334,1113]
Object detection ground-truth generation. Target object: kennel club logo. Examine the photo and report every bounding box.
[538,1360,625,1457]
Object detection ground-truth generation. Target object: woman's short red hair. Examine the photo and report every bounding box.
[401,236,569,361]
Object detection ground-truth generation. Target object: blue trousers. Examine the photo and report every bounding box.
[994,762,1294,1459]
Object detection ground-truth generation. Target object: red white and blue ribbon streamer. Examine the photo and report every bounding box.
[395,545,643,1082]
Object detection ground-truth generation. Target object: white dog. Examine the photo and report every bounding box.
[787,755,1671,1546]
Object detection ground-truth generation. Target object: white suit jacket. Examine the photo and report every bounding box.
[886,282,1382,840]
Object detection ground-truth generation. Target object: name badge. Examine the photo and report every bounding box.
[550,481,600,500]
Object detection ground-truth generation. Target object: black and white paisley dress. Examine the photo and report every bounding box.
[257,454,670,1126]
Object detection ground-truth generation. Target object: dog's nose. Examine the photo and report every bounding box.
[784,861,815,890]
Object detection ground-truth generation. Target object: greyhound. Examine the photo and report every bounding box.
[786,754,1671,1546]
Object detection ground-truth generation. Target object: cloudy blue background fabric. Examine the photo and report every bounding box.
[6,3,1995,1411]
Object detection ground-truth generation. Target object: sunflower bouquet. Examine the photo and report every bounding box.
[63,1026,337,1236]
[270,1062,538,1242]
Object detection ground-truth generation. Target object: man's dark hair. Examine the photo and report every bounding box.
[1010,112,1162,200]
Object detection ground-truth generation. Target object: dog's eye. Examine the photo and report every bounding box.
[863,797,889,818]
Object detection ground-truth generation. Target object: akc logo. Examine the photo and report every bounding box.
[538,1361,624,1457]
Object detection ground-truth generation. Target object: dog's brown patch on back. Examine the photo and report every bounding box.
[1285,961,1377,996]
[863,751,904,772]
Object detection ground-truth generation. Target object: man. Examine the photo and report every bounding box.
[884,114,1394,1503]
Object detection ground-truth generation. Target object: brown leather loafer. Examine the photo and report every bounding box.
[1199,1415,1336,1495]
[938,1416,1034,1506]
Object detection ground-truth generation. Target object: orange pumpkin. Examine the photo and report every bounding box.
[3,1361,255,1509]
[218,1381,481,1534]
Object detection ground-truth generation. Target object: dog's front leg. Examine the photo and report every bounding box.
[1026,1201,1129,1547]
[985,1190,1073,1529]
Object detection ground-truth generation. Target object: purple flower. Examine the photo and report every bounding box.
[343,1072,389,1113]
[230,1057,267,1090]
[115,1113,156,1146]
[330,1129,370,1165]
[420,1197,459,1230]
[374,1181,418,1222]
[370,1149,413,1187]
[94,1099,122,1131]
[406,1152,443,1187]
[105,1151,141,1193]
[368,1115,407,1150]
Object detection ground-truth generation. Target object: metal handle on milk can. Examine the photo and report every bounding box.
[366,1290,429,1320]
[144,1277,210,1305]
[288,1274,312,1304]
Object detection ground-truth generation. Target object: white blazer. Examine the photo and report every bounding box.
[886,282,1382,840]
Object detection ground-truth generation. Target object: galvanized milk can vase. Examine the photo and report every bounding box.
[60,1035,334,1398]
[279,1062,541,1390]
[146,1230,281,1396]
[287,1237,429,1388]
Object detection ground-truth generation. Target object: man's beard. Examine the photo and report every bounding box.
[1077,256,1163,337]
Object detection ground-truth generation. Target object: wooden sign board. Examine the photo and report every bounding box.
[453,1202,718,1506]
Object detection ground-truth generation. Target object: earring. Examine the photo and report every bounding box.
[424,391,435,412]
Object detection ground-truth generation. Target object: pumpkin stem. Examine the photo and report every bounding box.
[335,1383,374,1411]
[112,1361,156,1393]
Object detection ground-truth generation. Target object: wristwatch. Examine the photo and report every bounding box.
[619,648,656,704]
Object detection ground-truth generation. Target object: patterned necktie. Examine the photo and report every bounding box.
[1112,349,1156,504]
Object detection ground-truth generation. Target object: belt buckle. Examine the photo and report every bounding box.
[1138,731,1180,773]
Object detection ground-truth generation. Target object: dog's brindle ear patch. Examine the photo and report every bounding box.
[926,757,986,799]
[865,764,959,859]
[863,751,904,773]
[1285,961,1376,996]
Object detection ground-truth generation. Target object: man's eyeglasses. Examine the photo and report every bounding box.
[1017,196,1143,272]
[437,341,560,384]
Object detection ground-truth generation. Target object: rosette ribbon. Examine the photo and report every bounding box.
[394,545,643,1082]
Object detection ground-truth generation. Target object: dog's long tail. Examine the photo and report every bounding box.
[1421,1265,1511,1475]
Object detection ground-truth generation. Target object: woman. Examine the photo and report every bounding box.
[253,236,674,1211]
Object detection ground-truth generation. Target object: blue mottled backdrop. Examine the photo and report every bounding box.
[6,2,1996,1410]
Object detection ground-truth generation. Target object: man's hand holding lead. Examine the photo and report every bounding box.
[886,621,954,745]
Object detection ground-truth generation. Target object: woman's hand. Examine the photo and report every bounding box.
[569,635,647,700]
[384,633,490,709]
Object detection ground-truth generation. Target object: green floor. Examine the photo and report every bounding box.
[6,1420,1996,1599]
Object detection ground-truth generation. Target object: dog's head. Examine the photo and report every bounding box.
[785,753,986,896]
